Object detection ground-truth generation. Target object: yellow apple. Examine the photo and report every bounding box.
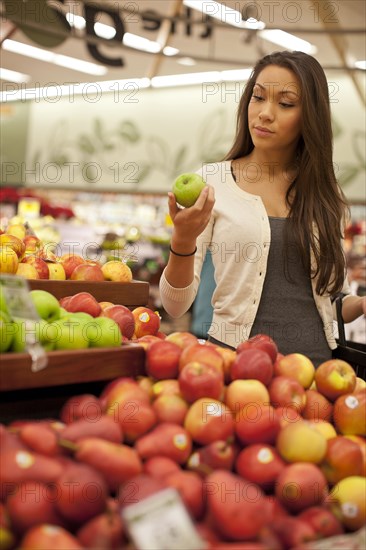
[6,223,26,240]
[47,262,66,280]
[276,420,328,463]
[0,247,19,274]
[0,234,25,259]
[315,359,356,401]
[16,263,39,279]
[307,419,337,440]
[328,476,366,531]
[101,260,132,282]
[274,353,315,389]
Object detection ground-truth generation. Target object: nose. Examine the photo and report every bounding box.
[258,100,275,121]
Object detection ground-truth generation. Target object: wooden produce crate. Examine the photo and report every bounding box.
[0,344,146,422]
[28,280,149,309]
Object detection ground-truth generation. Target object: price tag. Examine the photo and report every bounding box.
[121,488,207,550]
[0,275,48,372]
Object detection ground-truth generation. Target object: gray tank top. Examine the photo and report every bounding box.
[250,217,332,367]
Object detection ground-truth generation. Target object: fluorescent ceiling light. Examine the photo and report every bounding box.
[163,46,179,56]
[183,0,265,29]
[0,67,30,83]
[123,33,161,53]
[2,39,107,75]
[177,57,197,66]
[355,60,366,70]
[258,29,317,54]
[1,70,253,102]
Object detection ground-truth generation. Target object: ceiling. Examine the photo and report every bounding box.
[0,0,365,101]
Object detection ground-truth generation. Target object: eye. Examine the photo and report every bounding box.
[252,94,264,101]
[280,102,295,108]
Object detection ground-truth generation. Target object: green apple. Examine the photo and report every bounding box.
[0,317,14,352]
[0,285,10,317]
[86,317,122,348]
[172,173,207,207]
[51,317,90,350]
[30,290,60,322]
[10,319,56,352]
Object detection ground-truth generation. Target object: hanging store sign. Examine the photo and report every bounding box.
[3,0,213,67]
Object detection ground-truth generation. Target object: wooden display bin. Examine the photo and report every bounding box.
[28,279,149,309]
[0,344,146,422]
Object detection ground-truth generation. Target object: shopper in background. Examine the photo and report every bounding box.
[159,51,366,366]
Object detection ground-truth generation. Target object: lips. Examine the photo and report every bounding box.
[254,126,273,133]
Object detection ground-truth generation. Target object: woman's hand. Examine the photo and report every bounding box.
[168,185,215,244]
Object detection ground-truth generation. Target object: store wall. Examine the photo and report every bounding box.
[1,72,365,200]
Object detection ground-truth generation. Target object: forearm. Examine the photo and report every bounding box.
[342,295,366,323]
[165,234,197,289]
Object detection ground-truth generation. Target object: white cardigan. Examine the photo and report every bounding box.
[159,161,350,350]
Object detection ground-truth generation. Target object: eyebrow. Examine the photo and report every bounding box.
[254,82,300,98]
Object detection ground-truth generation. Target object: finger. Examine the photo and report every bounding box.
[194,185,212,209]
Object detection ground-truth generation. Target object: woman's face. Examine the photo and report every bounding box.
[248,65,302,155]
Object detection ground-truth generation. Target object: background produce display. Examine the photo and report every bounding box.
[0,222,133,283]
[1,326,365,549]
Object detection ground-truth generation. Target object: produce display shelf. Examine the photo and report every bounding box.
[28,279,149,308]
[0,344,146,392]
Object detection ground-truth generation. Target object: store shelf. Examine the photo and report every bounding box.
[28,279,149,308]
[0,344,146,392]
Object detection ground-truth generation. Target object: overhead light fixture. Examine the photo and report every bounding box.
[177,57,197,66]
[123,33,161,54]
[0,67,30,84]
[2,39,108,75]
[355,60,366,70]
[163,46,180,57]
[258,29,317,54]
[183,0,265,30]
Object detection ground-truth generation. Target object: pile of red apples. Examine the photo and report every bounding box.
[1,333,365,549]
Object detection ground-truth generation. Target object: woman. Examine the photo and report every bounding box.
[159,51,365,366]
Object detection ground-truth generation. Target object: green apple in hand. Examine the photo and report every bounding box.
[87,317,122,348]
[172,173,207,207]
[30,290,60,322]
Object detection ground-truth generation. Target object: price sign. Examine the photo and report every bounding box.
[17,198,41,220]
[0,275,48,372]
[121,488,207,550]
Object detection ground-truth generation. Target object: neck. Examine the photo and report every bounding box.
[246,149,298,183]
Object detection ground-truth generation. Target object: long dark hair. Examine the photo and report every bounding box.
[225,51,348,296]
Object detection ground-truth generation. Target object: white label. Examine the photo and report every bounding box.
[122,488,206,550]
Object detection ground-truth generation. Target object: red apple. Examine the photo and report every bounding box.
[302,389,333,422]
[19,524,83,549]
[135,422,192,464]
[268,375,307,412]
[270,516,317,548]
[179,342,224,376]
[204,470,271,541]
[298,506,344,538]
[178,361,224,403]
[60,394,103,424]
[275,405,302,428]
[118,473,166,509]
[151,379,181,400]
[320,435,363,484]
[70,263,104,282]
[225,379,270,415]
[236,333,278,363]
[21,255,49,279]
[214,346,237,383]
[165,470,205,520]
[187,439,238,475]
[132,307,160,338]
[145,340,182,379]
[101,304,135,339]
[99,301,114,311]
[230,348,274,386]
[165,331,199,349]
[275,462,328,512]
[235,444,286,491]
[115,401,157,443]
[23,235,42,255]
[274,353,315,389]
[143,456,181,479]
[314,359,356,401]
[235,403,281,445]
[345,435,366,476]
[152,394,189,425]
[184,398,234,445]
[62,292,101,317]
[332,390,366,435]
[60,253,85,278]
